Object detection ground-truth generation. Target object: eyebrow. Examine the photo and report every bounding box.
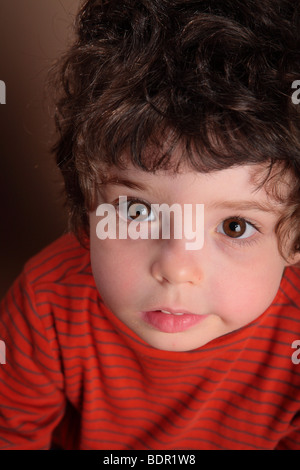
[209,200,282,214]
[101,176,146,191]
[101,177,282,215]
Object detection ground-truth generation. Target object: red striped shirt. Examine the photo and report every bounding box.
[0,233,300,450]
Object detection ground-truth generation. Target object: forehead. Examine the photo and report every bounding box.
[101,161,290,212]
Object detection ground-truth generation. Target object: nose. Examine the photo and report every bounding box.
[150,238,203,285]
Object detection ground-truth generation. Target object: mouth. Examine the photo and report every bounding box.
[142,308,208,333]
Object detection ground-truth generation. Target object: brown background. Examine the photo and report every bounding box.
[0,0,81,299]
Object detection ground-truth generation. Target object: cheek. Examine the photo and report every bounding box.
[211,256,285,326]
[90,238,148,307]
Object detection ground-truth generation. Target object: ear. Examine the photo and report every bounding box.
[285,251,300,267]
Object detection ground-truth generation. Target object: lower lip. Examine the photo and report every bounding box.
[143,310,208,333]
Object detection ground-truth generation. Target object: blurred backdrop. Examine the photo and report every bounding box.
[0,0,81,299]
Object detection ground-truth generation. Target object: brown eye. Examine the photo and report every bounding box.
[221,218,247,238]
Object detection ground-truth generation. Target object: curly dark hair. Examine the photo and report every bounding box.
[52,0,300,258]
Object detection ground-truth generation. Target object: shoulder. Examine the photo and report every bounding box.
[23,233,91,285]
[280,266,300,308]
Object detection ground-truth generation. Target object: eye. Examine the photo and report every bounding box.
[217,217,257,239]
[118,198,155,222]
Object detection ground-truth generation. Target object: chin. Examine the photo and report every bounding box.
[139,332,209,352]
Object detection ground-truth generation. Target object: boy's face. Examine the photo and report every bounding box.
[89,161,298,352]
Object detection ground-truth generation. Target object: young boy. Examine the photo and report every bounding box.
[1,0,300,450]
